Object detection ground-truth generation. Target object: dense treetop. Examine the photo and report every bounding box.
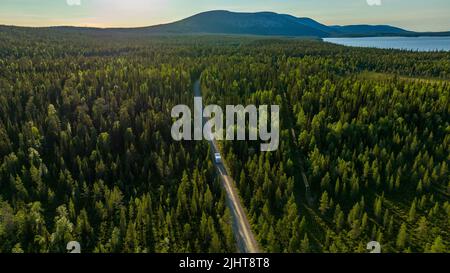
[0,26,449,252]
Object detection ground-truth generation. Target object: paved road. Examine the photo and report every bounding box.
[193,79,260,253]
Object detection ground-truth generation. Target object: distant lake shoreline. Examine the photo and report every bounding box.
[324,36,450,52]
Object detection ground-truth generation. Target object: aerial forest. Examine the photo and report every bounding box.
[0,27,449,253]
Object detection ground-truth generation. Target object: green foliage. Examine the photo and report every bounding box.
[0,31,237,253]
[0,27,449,253]
[200,35,450,253]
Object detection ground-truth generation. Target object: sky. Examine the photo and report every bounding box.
[0,0,449,31]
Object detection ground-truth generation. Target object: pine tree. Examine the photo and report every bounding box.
[301,233,310,253]
[429,236,446,253]
[288,231,300,253]
[374,197,382,220]
[361,213,368,232]
[396,223,408,250]
[12,243,24,253]
[336,211,344,232]
[408,199,417,222]
[334,178,340,196]
[416,179,423,193]
[321,172,331,191]
[209,231,222,253]
[124,222,138,253]
[319,191,329,215]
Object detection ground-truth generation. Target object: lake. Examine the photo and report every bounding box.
[323,36,450,52]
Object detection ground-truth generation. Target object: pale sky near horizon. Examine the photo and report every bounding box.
[1,0,449,31]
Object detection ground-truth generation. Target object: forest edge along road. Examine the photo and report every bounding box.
[194,79,261,253]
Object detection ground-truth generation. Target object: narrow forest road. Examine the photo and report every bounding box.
[193,79,261,253]
[281,91,315,206]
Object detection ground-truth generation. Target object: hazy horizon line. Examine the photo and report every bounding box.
[0,9,448,33]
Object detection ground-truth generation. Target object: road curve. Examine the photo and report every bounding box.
[193,79,260,253]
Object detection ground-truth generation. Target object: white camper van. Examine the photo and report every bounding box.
[214,153,222,164]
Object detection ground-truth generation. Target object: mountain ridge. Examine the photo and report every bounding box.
[1,10,449,37]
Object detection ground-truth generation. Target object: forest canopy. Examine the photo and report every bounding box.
[0,26,449,253]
